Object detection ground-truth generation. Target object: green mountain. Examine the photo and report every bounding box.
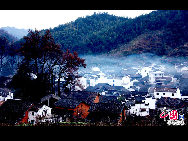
[108,10,188,57]
[43,12,128,54]
[31,10,188,57]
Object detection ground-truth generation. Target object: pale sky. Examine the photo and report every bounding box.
[0,10,154,30]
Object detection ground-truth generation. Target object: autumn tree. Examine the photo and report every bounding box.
[11,29,62,101]
[11,29,86,101]
[56,50,86,96]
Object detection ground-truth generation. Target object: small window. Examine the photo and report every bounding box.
[172,93,174,96]
[156,93,159,95]
[163,93,165,95]
[31,120,34,124]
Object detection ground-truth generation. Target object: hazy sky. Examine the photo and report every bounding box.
[0,10,154,30]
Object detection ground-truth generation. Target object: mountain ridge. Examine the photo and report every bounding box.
[0,26,28,40]
[13,10,188,58]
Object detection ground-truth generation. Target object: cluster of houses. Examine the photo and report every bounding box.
[76,64,188,119]
[0,91,126,125]
[0,62,188,126]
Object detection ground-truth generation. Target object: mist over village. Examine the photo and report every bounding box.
[0,10,188,127]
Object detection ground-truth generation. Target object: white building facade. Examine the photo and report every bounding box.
[129,103,150,116]
[28,105,52,124]
[149,71,164,84]
[153,88,181,99]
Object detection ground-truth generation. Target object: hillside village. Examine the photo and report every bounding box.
[0,59,188,126]
[0,10,188,126]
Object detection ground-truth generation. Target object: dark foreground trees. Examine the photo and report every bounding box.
[10,29,86,101]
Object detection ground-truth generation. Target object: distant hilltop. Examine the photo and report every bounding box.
[0,26,28,40]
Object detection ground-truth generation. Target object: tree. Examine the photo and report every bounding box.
[11,29,86,101]
[11,29,62,101]
[56,49,86,96]
[0,37,9,74]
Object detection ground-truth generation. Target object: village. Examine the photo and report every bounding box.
[0,60,188,126]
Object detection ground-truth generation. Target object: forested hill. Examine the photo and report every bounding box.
[44,12,128,54]
[40,10,188,57]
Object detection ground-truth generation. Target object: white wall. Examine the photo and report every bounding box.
[142,97,156,109]
[0,96,5,101]
[28,111,37,123]
[37,105,52,117]
[154,88,181,99]
[149,71,164,84]
[129,103,149,116]
[28,105,52,124]
[5,92,14,101]
[139,67,152,78]
[129,96,157,116]
[0,92,13,101]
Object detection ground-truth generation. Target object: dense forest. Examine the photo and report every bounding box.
[43,12,128,54]
[38,10,188,57]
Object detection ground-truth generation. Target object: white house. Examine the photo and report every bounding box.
[129,103,149,116]
[149,71,164,84]
[138,67,152,78]
[122,76,131,89]
[28,105,52,124]
[153,87,181,99]
[0,89,13,101]
[87,71,127,88]
[92,67,100,72]
[4,92,14,101]
[129,96,156,117]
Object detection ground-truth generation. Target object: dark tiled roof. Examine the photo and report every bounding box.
[0,99,33,124]
[99,95,120,104]
[54,98,80,109]
[55,91,99,109]
[87,101,125,123]
[89,95,123,114]
[89,102,123,114]
[155,77,172,82]
[134,96,146,103]
[156,97,186,109]
[67,91,99,105]
[85,83,112,92]
[154,88,177,93]
[85,83,128,93]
